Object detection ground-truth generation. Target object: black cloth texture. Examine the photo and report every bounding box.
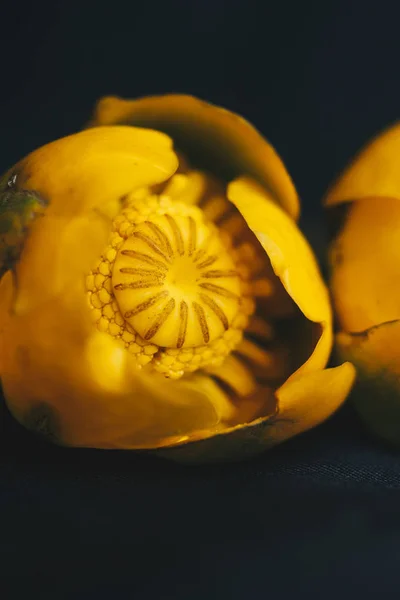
[1,1,400,598]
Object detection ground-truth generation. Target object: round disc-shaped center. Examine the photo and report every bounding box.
[111,208,242,349]
[165,255,199,293]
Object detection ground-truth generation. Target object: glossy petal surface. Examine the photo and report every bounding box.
[90,94,299,219]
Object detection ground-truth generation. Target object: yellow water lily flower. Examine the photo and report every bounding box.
[0,95,355,462]
[325,122,400,444]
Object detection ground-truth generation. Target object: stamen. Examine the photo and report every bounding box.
[246,316,275,341]
[251,279,274,297]
[235,339,289,381]
[236,338,272,367]
[219,213,246,240]
[201,196,231,222]
[235,243,266,276]
[206,355,258,397]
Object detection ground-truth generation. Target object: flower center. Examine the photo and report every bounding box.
[112,210,241,349]
[86,182,261,380]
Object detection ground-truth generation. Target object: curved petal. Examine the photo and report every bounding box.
[336,321,400,445]
[324,122,400,207]
[0,270,240,449]
[18,125,178,219]
[0,117,346,462]
[156,363,355,463]
[329,196,400,332]
[336,320,400,377]
[5,127,178,312]
[0,128,246,449]
[273,362,355,441]
[88,94,299,220]
[228,176,332,374]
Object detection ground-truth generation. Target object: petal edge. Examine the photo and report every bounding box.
[89,94,300,219]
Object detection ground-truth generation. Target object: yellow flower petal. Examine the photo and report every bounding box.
[228,177,330,323]
[157,363,355,463]
[13,212,110,314]
[336,321,400,378]
[0,111,350,463]
[324,122,400,207]
[0,127,259,455]
[88,94,299,220]
[19,125,178,219]
[0,270,239,449]
[324,122,400,445]
[329,196,400,332]
[228,176,332,375]
[7,127,178,312]
[273,362,355,442]
[336,321,400,445]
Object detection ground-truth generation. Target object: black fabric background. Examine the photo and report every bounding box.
[1,1,400,597]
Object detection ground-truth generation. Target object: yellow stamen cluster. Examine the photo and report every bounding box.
[86,183,257,378]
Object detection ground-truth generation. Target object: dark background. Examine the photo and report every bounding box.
[2,1,400,598]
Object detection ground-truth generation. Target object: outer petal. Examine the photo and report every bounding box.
[7,127,178,312]
[228,176,332,376]
[0,118,351,462]
[324,122,400,444]
[328,196,400,332]
[0,129,238,450]
[157,364,355,463]
[88,94,300,220]
[0,270,238,450]
[336,321,400,445]
[274,362,355,439]
[18,125,178,218]
[324,122,400,207]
